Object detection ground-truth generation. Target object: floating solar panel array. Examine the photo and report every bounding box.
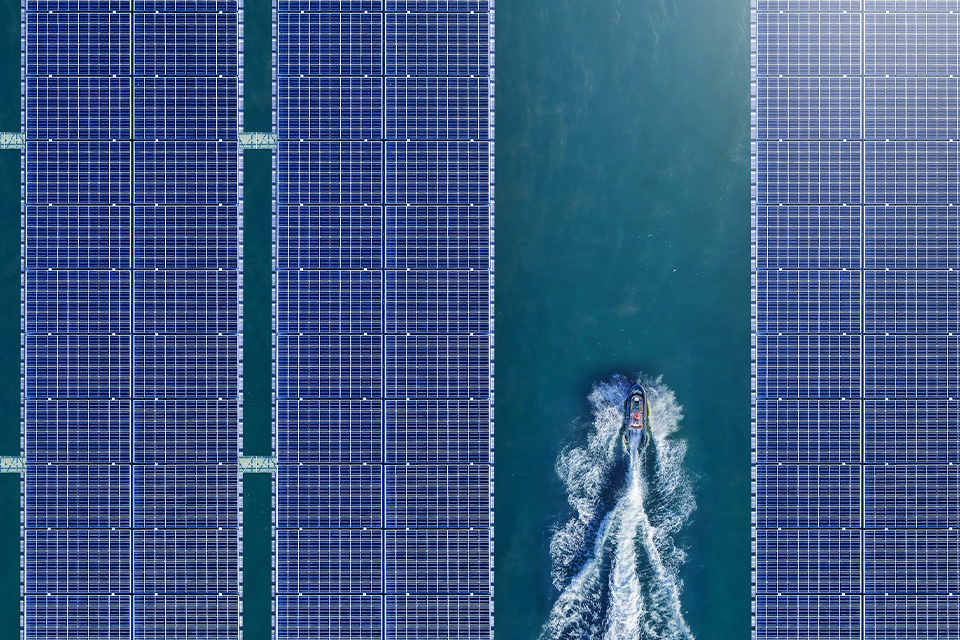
[23,0,241,637]
[275,2,494,639]
[753,1,960,638]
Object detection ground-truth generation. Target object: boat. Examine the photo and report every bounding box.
[622,383,649,450]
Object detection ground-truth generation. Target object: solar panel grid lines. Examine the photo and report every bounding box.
[754,0,960,638]
[19,0,25,637]
[274,2,492,638]
[22,0,242,632]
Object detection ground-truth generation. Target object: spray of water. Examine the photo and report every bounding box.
[542,374,695,640]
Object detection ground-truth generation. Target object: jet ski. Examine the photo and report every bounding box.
[622,384,649,450]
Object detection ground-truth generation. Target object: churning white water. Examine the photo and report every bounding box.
[541,375,695,640]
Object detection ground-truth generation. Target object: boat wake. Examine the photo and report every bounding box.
[542,374,695,640]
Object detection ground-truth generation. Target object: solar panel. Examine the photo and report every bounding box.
[277,595,382,640]
[25,595,132,640]
[755,596,861,640]
[277,529,383,594]
[864,595,960,640]
[23,0,241,634]
[864,400,960,463]
[277,400,381,464]
[754,2,960,635]
[275,4,494,639]
[755,529,861,594]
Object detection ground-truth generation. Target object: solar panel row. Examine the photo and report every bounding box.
[23,0,240,637]
[754,2,960,638]
[274,3,493,639]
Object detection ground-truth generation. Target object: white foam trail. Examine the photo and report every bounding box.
[542,375,695,640]
[603,455,644,639]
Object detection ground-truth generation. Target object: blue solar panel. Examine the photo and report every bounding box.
[277,596,381,640]
[864,206,960,269]
[25,596,132,640]
[26,270,131,334]
[133,530,238,593]
[865,13,960,76]
[755,335,861,400]
[755,464,861,529]
[387,0,489,11]
[277,335,382,400]
[134,596,239,640]
[278,77,383,142]
[756,529,861,595]
[134,0,237,10]
[385,206,490,270]
[864,465,960,528]
[277,142,382,206]
[384,529,489,594]
[24,0,242,630]
[755,205,861,270]
[135,78,239,142]
[26,335,132,399]
[755,270,860,335]
[385,335,490,399]
[865,270,960,333]
[386,77,489,142]
[385,400,490,464]
[26,530,131,594]
[277,465,383,529]
[278,0,381,10]
[277,529,383,594]
[25,400,132,464]
[385,142,489,205]
[277,13,382,76]
[755,141,861,205]
[25,465,131,529]
[25,13,131,76]
[133,14,238,77]
[867,0,960,8]
[277,400,381,464]
[278,270,383,335]
[385,14,489,77]
[865,142,959,205]
[134,400,238,464]
[755,13,861,77]
[756,77,861,142]
[27,0,130,10]
[755,400,861,464]
[134,142,238,206]
[864,596,960,640]
[384,596,490,640]
[385,271,489,334]
[865,77,960,141]
[27,77,131,141]
[864,529,960,593]
[275,3,493,638]
[757,0,859,9]
[277,206,382,270]
[27,142,132,206]
[864,335,959,399]
[134,335,238,400]
[755,1,960,635]
[864,400,960,463]
[133,465,238,529]
[755,596,861,640]
[134,206,239,270]
[25,205,132,270]
[385,465,490,529]
[135,271,239,334]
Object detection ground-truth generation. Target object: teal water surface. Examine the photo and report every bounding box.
[495,0,751,637]
[0,0,23,628]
